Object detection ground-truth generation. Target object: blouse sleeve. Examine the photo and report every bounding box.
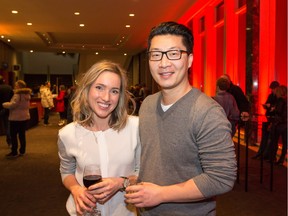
[57,135,76,181]
[133,130,141,176]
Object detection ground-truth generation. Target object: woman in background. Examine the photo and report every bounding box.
[3,80,31,158]
[55,84,67,126]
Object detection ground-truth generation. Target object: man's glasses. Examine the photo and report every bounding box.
[147,50,189,61]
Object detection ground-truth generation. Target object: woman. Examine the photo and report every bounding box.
[55,84,67,126]
[40,81,54,126]
[3,80,31,157]
[58,60,140,216]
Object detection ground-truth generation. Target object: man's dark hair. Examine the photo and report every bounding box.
[217,78,230,91]
[147,21,194,54]
[269,81,280,89]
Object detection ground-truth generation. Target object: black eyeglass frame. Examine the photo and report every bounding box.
[147,50,190,61]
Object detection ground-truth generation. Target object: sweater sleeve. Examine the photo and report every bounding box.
[192,94,237,198]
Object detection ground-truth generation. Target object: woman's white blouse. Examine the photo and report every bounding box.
[58,116,140,216]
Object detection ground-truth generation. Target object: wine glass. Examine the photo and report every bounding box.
[83,164,102,216]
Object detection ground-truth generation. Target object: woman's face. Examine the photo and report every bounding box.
[88,71,121,120]
[14,83,20,89]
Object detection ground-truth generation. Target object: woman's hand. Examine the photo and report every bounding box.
[70,185,97,215]
[88,177,123,203]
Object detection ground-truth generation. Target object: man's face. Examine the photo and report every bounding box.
[148,35,193,90]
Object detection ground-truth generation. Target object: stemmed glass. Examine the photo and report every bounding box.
[83,164,102,216]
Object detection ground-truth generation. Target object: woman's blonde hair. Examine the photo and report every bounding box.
[16,80,27,88]
[72,60,129,131]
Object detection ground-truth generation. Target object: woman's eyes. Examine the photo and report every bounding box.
[95,85,104,90]
[111,89,120,94]
[95,85,119,94]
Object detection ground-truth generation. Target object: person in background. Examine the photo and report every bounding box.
[220,74,251,145]
[57,60,140,216]
[264,85,287,165]
[40,81,54,126]
[0,75,14,147]
[66,85,77,124]
[3,80,31,158]
[125,21,236,216]
[138,83,150,104]
[214,77,240,137]
[55,84,67,126]
[51,84,57,94]
[252,81,279,159]
[220,74,250,118]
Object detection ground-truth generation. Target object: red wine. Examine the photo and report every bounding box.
[83,175,102,187]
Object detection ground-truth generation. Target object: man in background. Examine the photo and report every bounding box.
[0,75,14,146]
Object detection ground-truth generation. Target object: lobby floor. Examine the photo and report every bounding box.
[0,113,286,216]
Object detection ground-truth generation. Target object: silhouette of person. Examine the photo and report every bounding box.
[252,81,279,159]
[0,75,14,146]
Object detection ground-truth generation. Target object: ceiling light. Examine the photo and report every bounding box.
[7,39,11,42]
[1,36,4,39]
[129,14,135,17]
[125,25,131,28]
[79,24,85,27]
[124,53,127,56]
[11,10,18,14]
[30,50,34,53]
[74,12,80,15]
[95,52,99,55]
[27,23,32,26]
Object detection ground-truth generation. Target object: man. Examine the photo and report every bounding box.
[220,74,251,144]
[0,75,14,146]
[220,74,250,119]
[125,22,237,215]
[214,77,240,137]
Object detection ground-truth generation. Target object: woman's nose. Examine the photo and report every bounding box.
[100,90,110,101]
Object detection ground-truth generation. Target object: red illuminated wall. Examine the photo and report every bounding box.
[179,0,287,116]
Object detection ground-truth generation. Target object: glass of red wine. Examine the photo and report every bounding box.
[83,164,102,216]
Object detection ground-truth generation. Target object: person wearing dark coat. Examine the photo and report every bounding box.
[0,75,14,146]
[263,85,287,165]
[220,74,250,115]
[252,81,279,159]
